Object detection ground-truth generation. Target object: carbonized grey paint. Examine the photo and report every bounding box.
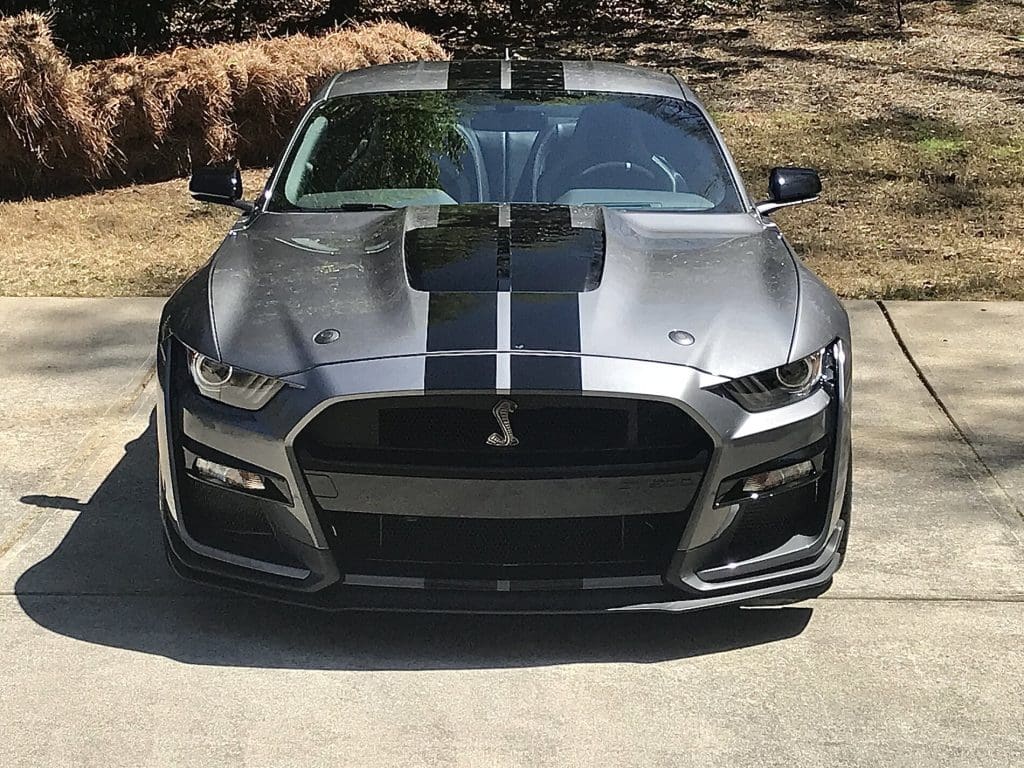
[201,210,804,380]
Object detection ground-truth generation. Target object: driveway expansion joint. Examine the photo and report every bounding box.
[876,300,1024,524]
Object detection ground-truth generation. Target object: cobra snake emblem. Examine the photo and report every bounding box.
[486,399,520,447]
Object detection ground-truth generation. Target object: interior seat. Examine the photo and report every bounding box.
[534,103,674,202]
[438,123,489,203]
[512,121,576,202]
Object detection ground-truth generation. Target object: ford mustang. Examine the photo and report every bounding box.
[158,59,852,612]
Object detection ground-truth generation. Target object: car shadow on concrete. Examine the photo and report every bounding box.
[15,414,813,671]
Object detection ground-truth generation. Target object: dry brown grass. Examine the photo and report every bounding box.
[719,110,1024,299]
[0,170,269,297]
[0,14,446,198]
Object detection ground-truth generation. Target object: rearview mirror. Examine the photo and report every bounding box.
[471,109,548,132]
[756,167,821,216]
[189,165,253,212]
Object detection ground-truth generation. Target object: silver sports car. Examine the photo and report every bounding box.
[159,59,852,612]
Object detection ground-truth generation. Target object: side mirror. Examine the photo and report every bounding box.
[755,167,821,216]
[189,165,253,212]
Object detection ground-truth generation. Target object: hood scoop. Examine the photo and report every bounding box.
[404,204,605,293]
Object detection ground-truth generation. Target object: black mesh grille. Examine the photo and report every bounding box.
[724,481,827,563]
[322,510,689,582]
[297,394,712,478]
[178,475,303,568]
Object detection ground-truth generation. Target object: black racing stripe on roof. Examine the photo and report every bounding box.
[510,293,581,352]
[510,356,582,391]
[511,61,566,91]
[426,293,498,352]
[424,355,498,390]
[448,60,502,90]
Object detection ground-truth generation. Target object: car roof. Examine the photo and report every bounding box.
[321,59,697,102]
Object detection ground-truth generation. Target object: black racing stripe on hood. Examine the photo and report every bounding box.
[510,356,582,391]
[406,208,500,292]
[511,61,566,91]
[447,60,502,90]
[509,204,571,226]
[437,205,500,227]
[405,205,603,293]
[510,206,604,292]
[425,355,497,390]
[510,292,581,352]
[426,293,498,352]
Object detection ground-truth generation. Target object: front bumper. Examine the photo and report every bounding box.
[158,342,852,613]
[164,507,843,612]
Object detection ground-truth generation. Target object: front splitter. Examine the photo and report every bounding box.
[165,516,840,614]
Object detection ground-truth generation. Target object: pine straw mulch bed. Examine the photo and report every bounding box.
[0,13,445,199]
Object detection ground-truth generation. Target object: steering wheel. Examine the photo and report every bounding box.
[573,161,662,188]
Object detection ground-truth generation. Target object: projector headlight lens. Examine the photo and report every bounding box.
[186,349,285,411]
[775,354,822,392]
[189,354,233,388]
[711,347,829,412]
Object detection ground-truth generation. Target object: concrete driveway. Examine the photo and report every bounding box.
[0,298,1021,767]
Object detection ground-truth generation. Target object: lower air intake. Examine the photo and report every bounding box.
[178,475,303,568]
[322,510,691,583]
[723,481,827,563]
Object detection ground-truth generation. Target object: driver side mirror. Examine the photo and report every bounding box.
[755,167,821,216]
[189,165,254,212]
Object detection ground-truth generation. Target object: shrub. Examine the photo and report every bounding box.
[0,13,110,193]
[0,12,446,198]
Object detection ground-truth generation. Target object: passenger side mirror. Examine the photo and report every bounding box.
[755,167,821,216]
[189,165,254,212]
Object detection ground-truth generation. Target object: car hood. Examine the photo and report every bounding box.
[205,205,799,380]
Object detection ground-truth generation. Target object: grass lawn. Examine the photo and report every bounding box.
[1,0,1022,298]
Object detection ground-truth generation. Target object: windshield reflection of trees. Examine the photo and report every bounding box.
[307,94,467,193]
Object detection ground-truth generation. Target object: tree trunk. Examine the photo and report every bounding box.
[232,0,243,40]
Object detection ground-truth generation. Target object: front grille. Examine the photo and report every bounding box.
[178,475,303,568]
[322,510,689,582]
[724,481,827,563]
[296,394,712,478]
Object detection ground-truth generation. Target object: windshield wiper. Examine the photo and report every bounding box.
[314,203,398,212]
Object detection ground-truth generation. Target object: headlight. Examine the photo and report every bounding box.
[711,347,829,412]
[187,350,285,410]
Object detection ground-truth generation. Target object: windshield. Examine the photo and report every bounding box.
[269,91,744,213]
